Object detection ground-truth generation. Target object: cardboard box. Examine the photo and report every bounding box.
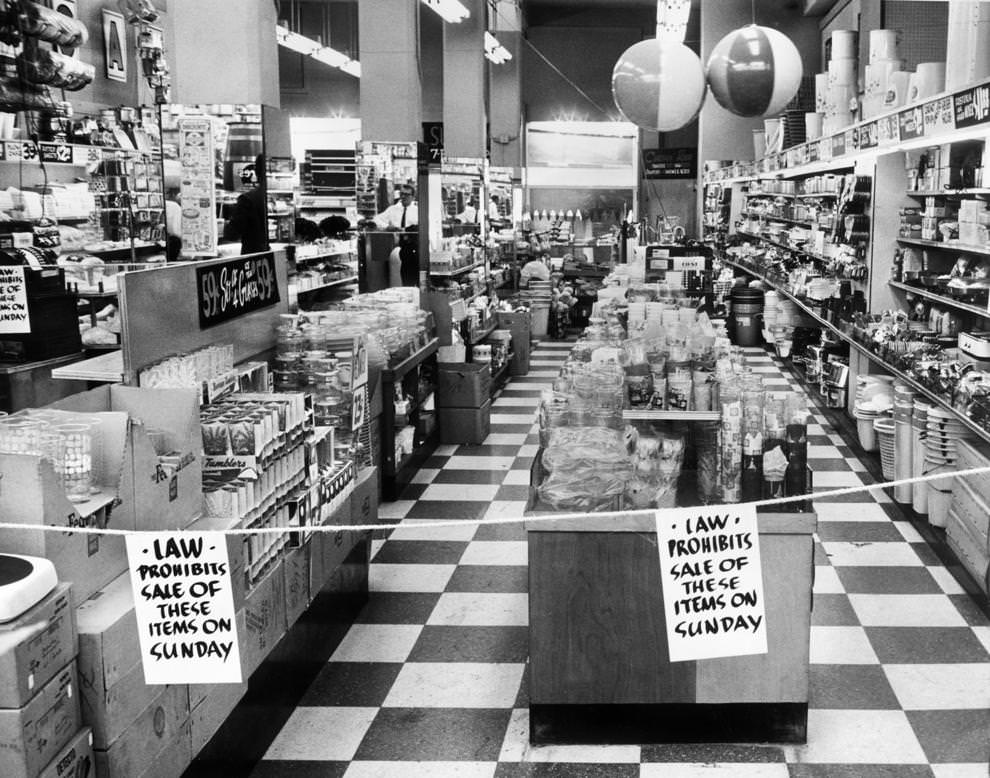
[188,680,247,755]
[350,466,379,527]
[236,560,286,678]
[439,400,491,444]
[1,443,130,605]
[0,662,81,778]
[0,583,76,708]
[37,726,94,778]
[50,385,204,533]
[91,686,189,778]
[437,363,492,408]
[75,573,157,749]
[282,541,312,626]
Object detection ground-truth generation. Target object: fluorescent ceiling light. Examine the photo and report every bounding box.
[421,0,470,23]
[484,31,512,64]
[276,24,360,78]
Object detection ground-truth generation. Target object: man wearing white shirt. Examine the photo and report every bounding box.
[368,184,419,286]
[372,184,418,230]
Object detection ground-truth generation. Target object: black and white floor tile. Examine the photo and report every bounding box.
[251,342,990,778]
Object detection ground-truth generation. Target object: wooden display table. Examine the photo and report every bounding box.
[527,509,816,745]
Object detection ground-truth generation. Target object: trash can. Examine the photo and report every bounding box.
[730,286,765,347]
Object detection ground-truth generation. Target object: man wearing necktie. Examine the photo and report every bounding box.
[370,184,419,287]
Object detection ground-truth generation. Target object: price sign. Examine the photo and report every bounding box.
[0,266,30,334]
[953,83,990,129]
[857,122,879,150]
[196,253,280,329]
[898,107,924,141]
[924,97,955,136]
[830,133,846,158]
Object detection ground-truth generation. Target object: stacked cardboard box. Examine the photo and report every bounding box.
[0,583,86,778]
[436,363,492,444]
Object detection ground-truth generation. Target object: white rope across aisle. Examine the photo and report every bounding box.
[1,465,987,537]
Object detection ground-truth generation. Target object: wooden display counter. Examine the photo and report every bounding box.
[527,508,816,745]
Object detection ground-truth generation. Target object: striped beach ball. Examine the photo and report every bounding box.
[706,25,803,118]
[611,38,706,132]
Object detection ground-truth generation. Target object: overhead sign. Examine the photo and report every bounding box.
[423,121,444,164]
[196,252,280,329]
[125,531,242,684]
[656,504,768,662]
[0,266,30,334]
[643,148,697,179]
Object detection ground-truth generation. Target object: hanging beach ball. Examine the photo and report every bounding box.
[706,25,803,118]
[611,38,706,132]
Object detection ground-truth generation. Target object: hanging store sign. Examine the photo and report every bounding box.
[125,531,242,684]
[102,9,127,82]
[0,266,30,334]
[196,253,280,329]
[643,148,697,179]
[656,504,768,662]
[953,83,990,129]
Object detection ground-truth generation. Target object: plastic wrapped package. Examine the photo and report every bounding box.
[623,425,686,509]
[537,426,631,512]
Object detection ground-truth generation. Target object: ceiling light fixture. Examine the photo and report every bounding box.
[484,31,512,64]
[421,0,470,24]
[275,24,361,78]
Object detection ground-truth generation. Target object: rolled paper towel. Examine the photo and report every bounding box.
[805,112,823,140]
[828,57,857,87]
[869,29,899,62]
[753,129,766,160]
[909,61,946,102]
[865,59,903,96]
[828,83,856,115]
[945,1,990,91]
[831,29,857,60]
[883,70,912,109]
[815,72,829,112]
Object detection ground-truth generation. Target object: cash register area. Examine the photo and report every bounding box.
[191,339,990,778]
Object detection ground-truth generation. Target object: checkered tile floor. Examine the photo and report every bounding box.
[250,343,990,778]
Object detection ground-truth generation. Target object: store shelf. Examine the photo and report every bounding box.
[382,338,440,383]
[723,256,990,446]
[906,188,990,197]
[622,409,721,421]
[50,349,123,383]
[795,192,840,199]
[888,280,990,319]
[466,319,498,345]
[897,237,990,257]
[748,191,796,199]
[743,211,814,229]
[735,230,830,264]
[73,288,119,300]
[296,275,359,295]
[430,260,485,279]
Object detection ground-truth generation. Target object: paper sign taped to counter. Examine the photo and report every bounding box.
[126,531,242,684]
[656,505,767,662]
[0,265,30,334]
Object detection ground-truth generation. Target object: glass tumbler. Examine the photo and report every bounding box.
[55,424,93,503]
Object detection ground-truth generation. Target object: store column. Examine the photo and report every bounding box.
[358,0,422,142]
[443,0,487,158]
[488,0,522,169]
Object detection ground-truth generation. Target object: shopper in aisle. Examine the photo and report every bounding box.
[222,154,270,255]
[520,253,551,287]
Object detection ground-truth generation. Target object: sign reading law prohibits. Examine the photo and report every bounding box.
[125,532,242,684]
[655,505,767,662]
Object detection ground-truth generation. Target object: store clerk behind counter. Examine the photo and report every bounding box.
[360,184,419,287]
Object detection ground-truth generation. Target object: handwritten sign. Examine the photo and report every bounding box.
[125,532,241,684]
[0,266,30,334]
[953,83,990,129]
[924,96,955,136]
[656,505,767,662]
[126,531,242,684]
[196,253,280,329]
[898,107,924,141]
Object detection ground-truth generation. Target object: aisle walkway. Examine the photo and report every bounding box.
[252,342,990,778]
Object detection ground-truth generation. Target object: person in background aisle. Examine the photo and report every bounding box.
[223,154,270,255]
[370,183,418,231]
[520,253,551,288]
[488,194,503,225]
[164,186,182,261]
[364,183,419,287]
[455,197,479,224]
